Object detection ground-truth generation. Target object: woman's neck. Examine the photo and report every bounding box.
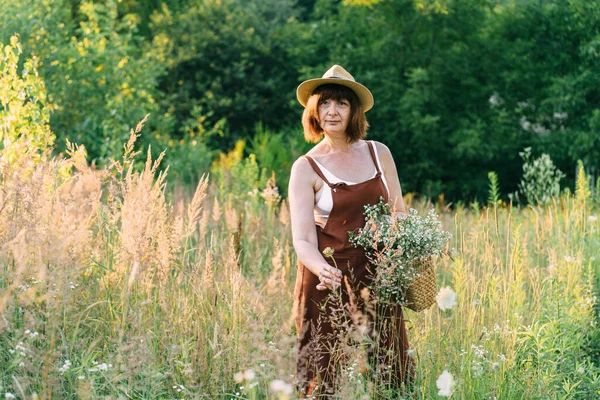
[323,133,358,152]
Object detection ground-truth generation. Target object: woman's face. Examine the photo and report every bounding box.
[318,98,351,135]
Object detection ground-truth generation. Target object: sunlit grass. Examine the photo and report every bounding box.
[1,130,600,399]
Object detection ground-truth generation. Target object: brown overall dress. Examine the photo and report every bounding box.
[293,141,414,397]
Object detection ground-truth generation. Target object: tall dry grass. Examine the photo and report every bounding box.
[1,122,600,399]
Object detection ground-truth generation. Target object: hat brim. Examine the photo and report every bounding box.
[296,78,374,112]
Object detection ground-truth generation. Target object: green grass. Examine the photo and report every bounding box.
[1,143,600,399]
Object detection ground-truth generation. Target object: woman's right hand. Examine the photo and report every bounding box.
[316,264,343,291]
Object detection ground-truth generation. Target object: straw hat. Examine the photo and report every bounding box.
[296,65,374,112]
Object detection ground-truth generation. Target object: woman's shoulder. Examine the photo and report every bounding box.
[369,140,392,157]
[291,155,316,177]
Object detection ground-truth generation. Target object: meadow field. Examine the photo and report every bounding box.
[1,123,600,399]
[3,0,600,398]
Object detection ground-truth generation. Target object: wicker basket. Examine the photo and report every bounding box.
[404,258,437,312]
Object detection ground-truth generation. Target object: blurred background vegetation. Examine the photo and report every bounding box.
[1,0,599,202]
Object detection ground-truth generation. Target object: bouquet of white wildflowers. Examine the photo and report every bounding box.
[349,198,452,306]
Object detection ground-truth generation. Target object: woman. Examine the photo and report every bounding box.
[289,65,414,397]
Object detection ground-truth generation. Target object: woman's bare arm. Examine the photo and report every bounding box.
[289,157,342,290]
[375,141,407,215]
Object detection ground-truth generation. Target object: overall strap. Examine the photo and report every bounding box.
[366,141,382,174]
[304,156,334,187]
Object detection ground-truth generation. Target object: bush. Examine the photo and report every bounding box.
[514,147,565,206]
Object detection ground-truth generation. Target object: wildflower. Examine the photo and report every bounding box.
[471,362,484,377]
[471,344,486,359]
[5,394,17,400]
[436,287,457,311]
[589,215,597,222]
[322,247,334,258]
[261,172,281,204]
[564,255,574,263]
[553,112,568,120]
[532,124,549,136]
[488,92,504,108]
[406,349,415,358]
[234,372,244,383]
[436,370,455,397]
[59,359,72,374]
[349,200,452,305]
[270,379,293,395]
[243,369,255,381]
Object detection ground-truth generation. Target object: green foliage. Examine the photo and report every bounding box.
[516,147,565,206]
[2,0,600,200]
[487,171,500,206]
[0,35,55,165]
[0,0,169,164]
[211,140,264,209]
[163,138,213,185]
[150,0,302,150]
[247,124,312,198]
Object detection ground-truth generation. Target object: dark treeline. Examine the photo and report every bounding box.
[2,0,599,201]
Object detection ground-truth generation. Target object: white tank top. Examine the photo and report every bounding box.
[312,141,389,227]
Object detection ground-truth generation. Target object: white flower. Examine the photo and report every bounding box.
[588,215,597,222]
[553,112,568,120]
[532,124,549,136]
[406,349,415,358]
[564,255,574,263]
[243,369,255,381]
[471,344,486,359]
[234,372,244,383]
[489,92,504,108]
[471,362,484,377]
[436,370,455,397]
[5,394,17,399]
[270,379,293,394]
[436,287,457,311]
[59,359,72,374]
